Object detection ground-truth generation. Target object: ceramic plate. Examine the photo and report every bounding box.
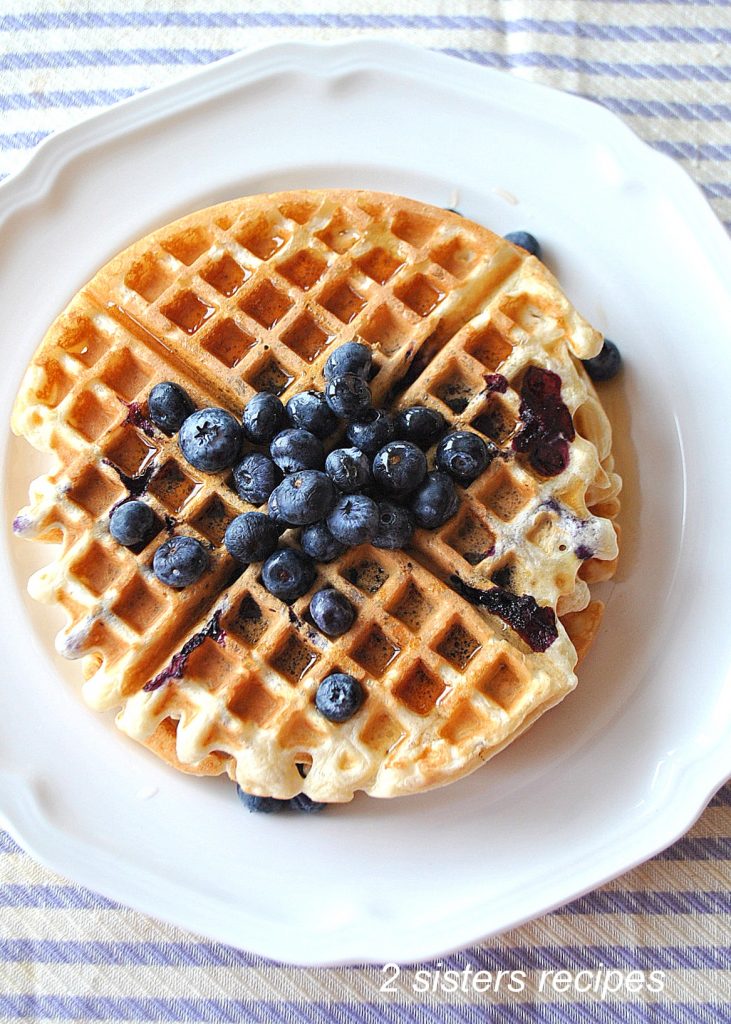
[1,40,730,966]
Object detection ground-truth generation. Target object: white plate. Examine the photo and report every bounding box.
[1,40,730,966]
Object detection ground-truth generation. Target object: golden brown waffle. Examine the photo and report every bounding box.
[11,190,620,802]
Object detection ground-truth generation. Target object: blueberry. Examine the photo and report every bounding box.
[324,373,372,420]
[285,390,338,439]
[270,428,324,474]
[290,794,327,813]
[300,521,346,563]
[109,500,156,547]
[315,672,366,723]
[582,339,622,382]
[148,382,195,434]
[224,512,279,563]
[236,786,286,813]
[275,470,335,526]
[410,471,460,528]
[327,493,379,546]
[435,430,494,484]
[309,588,355,637]
[178,407,243,472]
[153,536,209,588]
[242,392,286,445]
[504,230,541,258]
[325,447,371,493]
[373,501,414,550]
[345,408,394,456]
[393,406,446,449]
[261,547,316,603]
[324,341,372,381]
[232,452,281,506]
[372,441,427,495]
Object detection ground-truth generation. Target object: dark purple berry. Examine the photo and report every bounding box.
[372,441,427,495]
[315,673,365,722]
[285,390,338,439]
[324,342,372,381]
[504,230,541,258]
[345,409,394,456]
[224,512,279,563]
[393,406,446,449]
[309,588,355,637]
[274,470,335,526]
[373,501,414,550]
[178,408,243,472]
[109,500,156,547]
[148,382,195,434]
[324,373,372,420]
[153,536,209,588]
[261,547,316,603]
[242,392,286,445]
[582,340,622,382]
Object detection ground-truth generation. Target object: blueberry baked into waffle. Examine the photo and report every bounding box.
[11,190,621,808]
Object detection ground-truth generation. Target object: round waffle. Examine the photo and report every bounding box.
[11,190,620,802]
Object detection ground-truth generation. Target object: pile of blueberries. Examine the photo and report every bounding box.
[109,341,502,606]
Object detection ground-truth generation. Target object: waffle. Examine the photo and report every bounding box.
[11,190,620,802]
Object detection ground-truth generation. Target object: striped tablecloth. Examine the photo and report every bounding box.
[2,2,730,1021]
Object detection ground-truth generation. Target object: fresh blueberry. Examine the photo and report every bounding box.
[324,373,372,420]
[109,500,156,547]
[261,547,316,603]
[232,452,281,506]
[315,672,366,722]
[309,588,355,637]
[345,408,394,456]
[289,794,327,813]
[436,430,493,484]
[372,441,427,495]
[269,428,324,474]
[285,390,338,439]
[327,493,379,546]
[373,501,414,550]
[410,471,460,528]
[242,392,286,445]
[275,470,335,526]
[504,230,541,258]
[224,512,279,563]
[153,535,209,588]
[148,382,194,434]
[300,521,346,563]
[236,786,287,813]
[178,407,243,472]
[582,339,622,382]
[393,406,446,449]
[325,447,371,493]
[323,341,372,381]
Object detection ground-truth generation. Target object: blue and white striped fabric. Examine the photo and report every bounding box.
[2,1,731,234]
[1,2,730,1021]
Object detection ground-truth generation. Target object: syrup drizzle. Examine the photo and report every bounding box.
[449,575,558,653]
[143,610,226,692]
[103,457,157,498]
